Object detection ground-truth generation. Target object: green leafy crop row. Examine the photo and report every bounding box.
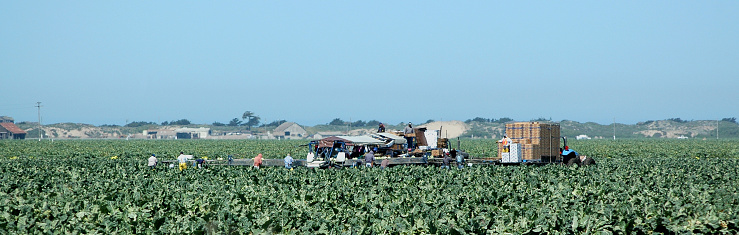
[0,139,737,233]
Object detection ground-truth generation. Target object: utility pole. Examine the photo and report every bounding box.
[36,102,42,141]
[613,117,616,140]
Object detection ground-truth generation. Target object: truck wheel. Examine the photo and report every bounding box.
[566,158,580,167]
[582,158,595,166]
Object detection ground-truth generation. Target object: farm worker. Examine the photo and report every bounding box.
[404,122,415,150]
[450,148,457,160]
[196,157,205,169]
[385,149,394,158]
[380,158,390,169]
[364,151,375,167]
[228,155,234,166]
[147,154,157,169]
[177,152,188,171]
[378,123,386,132]
[284,154,294,169]
[456,151,465,169]
[498,136,511,152]
[441,153,451,169]
[253,153,263,169]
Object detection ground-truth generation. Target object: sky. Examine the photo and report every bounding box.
[2,1,738,126]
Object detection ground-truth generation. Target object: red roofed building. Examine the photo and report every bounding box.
[0,122,27,139]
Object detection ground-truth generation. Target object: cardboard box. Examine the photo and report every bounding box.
[502,144,521,163]
[504,122,561,161]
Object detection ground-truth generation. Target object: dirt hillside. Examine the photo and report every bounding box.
[418,121,469,139]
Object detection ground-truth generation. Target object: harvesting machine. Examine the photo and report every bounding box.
[304,127,451,168]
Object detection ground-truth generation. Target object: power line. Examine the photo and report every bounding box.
[0,103,36,111]
[0,103,35,107]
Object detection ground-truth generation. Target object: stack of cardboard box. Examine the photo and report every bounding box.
[502,122,560,161]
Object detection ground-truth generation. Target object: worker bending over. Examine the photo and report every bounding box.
[284,154,294,169]
[177,152,188,171]
[253,154,263,169]
[148,154,157,170]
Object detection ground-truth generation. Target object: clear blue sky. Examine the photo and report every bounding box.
[2,1,737,126]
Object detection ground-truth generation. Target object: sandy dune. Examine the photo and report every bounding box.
[418,121,469,139]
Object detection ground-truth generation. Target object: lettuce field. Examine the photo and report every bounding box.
[1,139,738,234]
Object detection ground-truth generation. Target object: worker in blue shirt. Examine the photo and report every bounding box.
[284,154,294,169]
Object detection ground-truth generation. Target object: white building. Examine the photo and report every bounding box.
[174,127,210,139]
[272,122,307,139]
[576,134,591,140]
[143,129,177,139]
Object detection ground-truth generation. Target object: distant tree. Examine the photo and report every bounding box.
[366,120,381,127]
[212,121,226,126]
[244,116,260,128]
[495,117,514,123]
[531,117,550,122]
[125,121,157,127]
[638,120,655,125]
[100,124,120,127]
[228,118,242,127]
[329,118,346,126]
[169,119,191,125]
[262,120,287,127]
[241,111,260,130]
[722,117,737,124]
[466,117,490,123]
[424,119,435,124]
[161,121,169,126]
[352,120,366,127]
[668,118,688,123]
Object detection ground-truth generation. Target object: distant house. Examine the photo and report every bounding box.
[272,122,307,139]
[175,127,210,139]
[0,116,14,123]
[0,122,27,139]
[576,134,591,140]
[143,129,177,139]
